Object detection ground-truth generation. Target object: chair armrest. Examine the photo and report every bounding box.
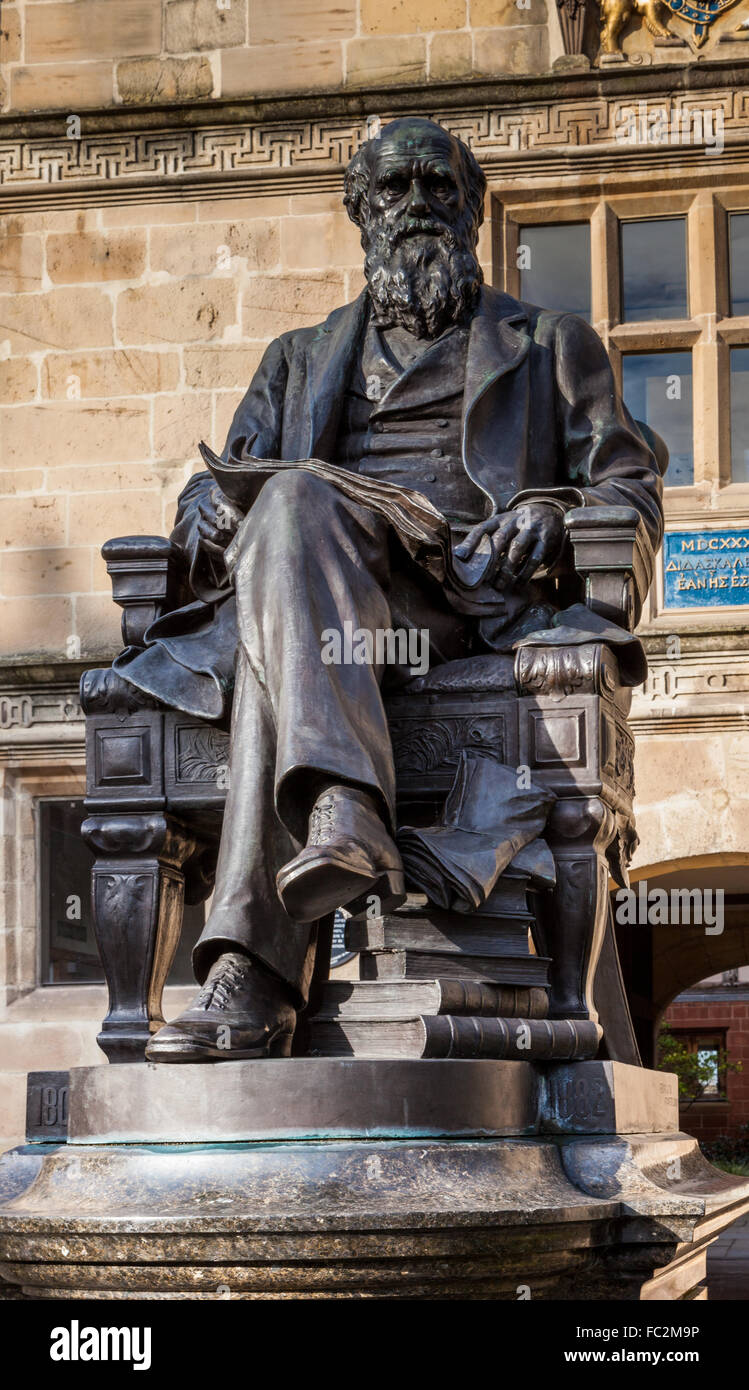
[565,506,655,631]
[102,535,184,648]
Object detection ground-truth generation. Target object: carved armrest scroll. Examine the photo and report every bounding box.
[565,506,655,631]
[102,535,183,649]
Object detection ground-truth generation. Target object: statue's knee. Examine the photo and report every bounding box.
[257,468,331,515]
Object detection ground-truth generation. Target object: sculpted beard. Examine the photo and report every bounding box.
[363,211,482,339]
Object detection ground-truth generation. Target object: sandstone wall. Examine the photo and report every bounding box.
[0,190,492,662]
[0,0,551,114]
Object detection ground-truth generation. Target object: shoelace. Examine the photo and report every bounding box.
[195,958,248,1012]
[309,797,336,846]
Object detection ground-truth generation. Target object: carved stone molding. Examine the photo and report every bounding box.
[2,85,749,208]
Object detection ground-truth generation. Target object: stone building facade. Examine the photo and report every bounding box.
[3,0,749,1147]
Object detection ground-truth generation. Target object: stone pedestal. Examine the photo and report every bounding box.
[1,1060,748,1300]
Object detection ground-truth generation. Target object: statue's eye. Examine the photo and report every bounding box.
[383,173,408,194]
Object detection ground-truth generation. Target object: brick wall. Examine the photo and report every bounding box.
[0,0,550,113]
[663,999,749,1142]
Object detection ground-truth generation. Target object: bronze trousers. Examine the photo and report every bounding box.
[192,468,473,1002]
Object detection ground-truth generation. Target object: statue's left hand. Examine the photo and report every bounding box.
[454,502,566,589]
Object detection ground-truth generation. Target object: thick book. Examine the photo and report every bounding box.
[359,951,550,986]
[309,1015,598,1060]
[318,978,549,1021]
[346,913,534,958]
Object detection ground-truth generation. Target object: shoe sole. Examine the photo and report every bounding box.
[145,1030,294,1064]
[277,855,405,924]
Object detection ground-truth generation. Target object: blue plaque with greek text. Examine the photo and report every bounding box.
[663,529,749,607]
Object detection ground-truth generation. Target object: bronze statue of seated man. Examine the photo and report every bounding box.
[108,117,663,1062]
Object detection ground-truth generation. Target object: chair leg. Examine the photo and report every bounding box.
[541,796,617,1027]
[82,812,199,1063]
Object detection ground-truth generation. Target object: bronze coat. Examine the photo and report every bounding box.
[114,287,664,719]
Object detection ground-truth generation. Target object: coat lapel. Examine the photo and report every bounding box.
[304,292,369,459]
[462,286,531,506]
[463,286,530,424]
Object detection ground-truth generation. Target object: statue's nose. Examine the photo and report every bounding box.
[406,178,429,214]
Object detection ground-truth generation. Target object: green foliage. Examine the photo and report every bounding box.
[656,1027,742,1105]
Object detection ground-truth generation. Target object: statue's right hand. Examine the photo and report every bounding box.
[195,485,243,556]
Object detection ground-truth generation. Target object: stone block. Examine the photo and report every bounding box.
[116,56,214,104]
[249,0,355,43]
[473,24,548,75]
[214,388,246,445]
[0,288,113,353]
[0,359,38,405]
[0,596,72,658]
[242,272,344,337]
[280,212,361,271]
[150,220,279,277]
[361,0,466,34]
[221,41,343,96]
[46,231,146,284]
[0,469,45,496]
[26,1,160,62]
[165,0,247,52]
[116,279,237,345]
[540,1061,679,1135]
[67,489,162,546]
[0,6,21,64]
[101,201,196,227]
[429,30,473,80]
[197,194,290,221]
[65,1058,679,1145]
[69,1059,541,1142]
[0,236,41,294]
[0,547,92,598]
[3,401,151,469]
[0,496,66,551]
[76,594,126,654]
[49,461,162,494]
[10,62,114,112]
[42,349,180,400]
[345,35,427,86]
[153,391,213,463]
[471,0,546,24]
[183,344,265,389]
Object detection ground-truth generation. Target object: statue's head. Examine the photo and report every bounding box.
[343,117,486,339]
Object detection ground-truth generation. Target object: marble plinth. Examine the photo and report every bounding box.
[0,1059,747,1301]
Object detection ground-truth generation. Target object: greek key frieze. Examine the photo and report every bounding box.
[3,87,749,196]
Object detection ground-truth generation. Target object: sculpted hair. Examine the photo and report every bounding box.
[343,122,486,246]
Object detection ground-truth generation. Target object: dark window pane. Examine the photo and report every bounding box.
[731,347,749,482]
[518,223,591,320]
[622,351,693,487]
[39,798,204,985]
[621,218,688,322]
[729,213,749,317]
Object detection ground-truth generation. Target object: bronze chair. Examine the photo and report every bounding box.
[80,461,663,1067]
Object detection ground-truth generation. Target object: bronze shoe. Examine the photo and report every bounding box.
[276,784,405,923]
[145,951,296,1063]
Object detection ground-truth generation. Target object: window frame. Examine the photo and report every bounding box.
[663,1028,730,1102]
[492,184,749,631]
